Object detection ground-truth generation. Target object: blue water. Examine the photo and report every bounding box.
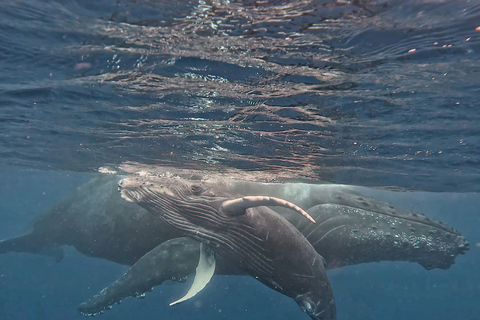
[1,0,479,319]
[1,0,480,191]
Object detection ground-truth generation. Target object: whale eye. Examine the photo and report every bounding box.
[190,185,203,195]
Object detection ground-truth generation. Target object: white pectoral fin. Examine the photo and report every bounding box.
[169,243,216,306]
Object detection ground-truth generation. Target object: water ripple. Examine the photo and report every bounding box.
[0,0,479,192]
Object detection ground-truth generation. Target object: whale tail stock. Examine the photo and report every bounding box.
[0,233,64,262]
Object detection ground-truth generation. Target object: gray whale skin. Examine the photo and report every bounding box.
[0,174,468,319]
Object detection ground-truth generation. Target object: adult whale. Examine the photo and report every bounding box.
[0,174,469,316]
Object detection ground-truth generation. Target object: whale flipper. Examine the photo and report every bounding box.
[78,237,201,316]
[170,242,216,306]
[301,203,468,270]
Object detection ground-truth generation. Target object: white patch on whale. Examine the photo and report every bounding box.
[169,242,216,306]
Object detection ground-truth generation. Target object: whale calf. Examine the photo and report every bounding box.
[119,176,336,319]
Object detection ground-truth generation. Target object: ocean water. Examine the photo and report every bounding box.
[0,0,479,319]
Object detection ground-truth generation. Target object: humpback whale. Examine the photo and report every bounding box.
[119,175,336,320]
[0,174,469,317]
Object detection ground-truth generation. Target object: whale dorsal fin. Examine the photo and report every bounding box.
[169,243,215,306]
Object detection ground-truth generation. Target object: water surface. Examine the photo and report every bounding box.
[1,0,479,191]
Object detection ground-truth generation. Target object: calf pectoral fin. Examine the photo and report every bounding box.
[220,196,316,223]
[170,242,216,306]
[78,238,201,316]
